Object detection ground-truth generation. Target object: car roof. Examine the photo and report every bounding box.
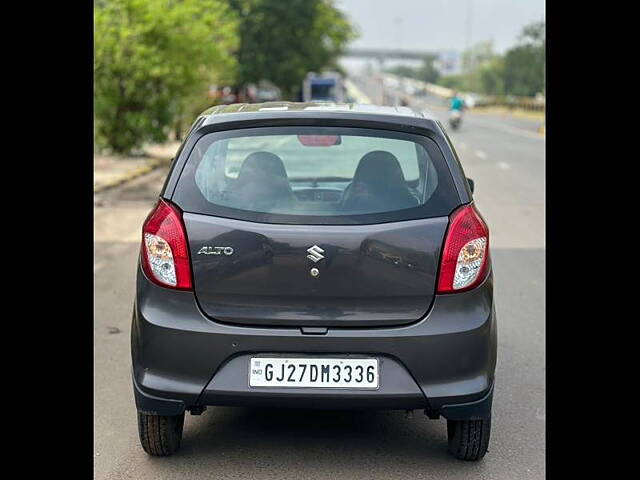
[199,101,437,125]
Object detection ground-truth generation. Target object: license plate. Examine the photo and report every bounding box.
[249,357,379,389]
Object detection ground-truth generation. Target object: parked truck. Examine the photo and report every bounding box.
[302,72,345,103]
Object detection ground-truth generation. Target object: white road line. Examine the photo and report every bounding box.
[475,118,545,140]
[497,161,511,170]
[475,150,487,159]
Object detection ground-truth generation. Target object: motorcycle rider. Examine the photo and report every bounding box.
[449,90,466,129]
[450,90,466,112]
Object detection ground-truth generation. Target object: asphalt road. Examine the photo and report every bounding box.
[94,96,545,479]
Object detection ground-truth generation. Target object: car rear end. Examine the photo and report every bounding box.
[131,105,496,459]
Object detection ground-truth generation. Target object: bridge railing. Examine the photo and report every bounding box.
[475,95,545,112]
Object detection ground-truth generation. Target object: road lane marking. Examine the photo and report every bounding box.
[497,161,511,170]
[475,150,487,159]
[473,118,545,140]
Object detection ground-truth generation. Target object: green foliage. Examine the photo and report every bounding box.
[94,0,239,154]
[478,57,505,95]
[438,74,466,91]
[388,65,419,79]
[229,0,356,99]
[503,21,545,96]
[417,55,441,84]
[387,54,440,84]
[438,21,544,98]
[461,40,497,73]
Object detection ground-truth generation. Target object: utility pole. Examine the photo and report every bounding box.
[465,0,474,92]
[393,17,403,106]
[394,17,403,51]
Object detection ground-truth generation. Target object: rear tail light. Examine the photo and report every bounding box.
[141,199,192,290]
[437,204,490,293]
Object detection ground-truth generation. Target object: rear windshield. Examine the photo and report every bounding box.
[172,126,460,225]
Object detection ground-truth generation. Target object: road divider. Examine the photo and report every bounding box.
[94,142,179,194]
[94,156,170,194]
[344,78,372,104]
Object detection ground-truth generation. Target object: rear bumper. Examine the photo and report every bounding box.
[132,266,497,418]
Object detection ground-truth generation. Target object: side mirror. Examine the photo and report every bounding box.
[467,177,475,194]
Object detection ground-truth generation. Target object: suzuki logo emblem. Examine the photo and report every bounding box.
[306,245,325,263]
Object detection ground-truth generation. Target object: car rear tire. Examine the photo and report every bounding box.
[446,415,491,461]
[137,411,184,456]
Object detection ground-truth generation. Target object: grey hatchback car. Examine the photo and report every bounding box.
[131,102,496,460]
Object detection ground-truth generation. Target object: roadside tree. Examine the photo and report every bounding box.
[229,0,356,100]
[94,0,238,154]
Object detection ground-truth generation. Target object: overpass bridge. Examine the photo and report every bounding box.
[342,47,440,62]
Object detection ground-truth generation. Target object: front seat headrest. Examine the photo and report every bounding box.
[235,151,289,185]
[341,150,419,212]
[352,150,409,189]
[230,151,295,211]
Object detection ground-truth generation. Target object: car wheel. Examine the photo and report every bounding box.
[446,415,491,461]
[137,411,184,456]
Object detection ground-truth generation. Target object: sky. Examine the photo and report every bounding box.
[335,0,545,54]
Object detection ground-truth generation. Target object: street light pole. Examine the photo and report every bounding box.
[394,17,403,51]
[465,0,474,92]
[393,17,403,106]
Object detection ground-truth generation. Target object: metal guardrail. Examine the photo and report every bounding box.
[475,96,545,112]
[381,73,545,112]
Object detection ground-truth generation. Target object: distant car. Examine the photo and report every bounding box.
[132,102,496,461]
[384,76,400,89]
[256,84,280,102]
[404,83,417,96]
[463,93,482,109]
[256,89,279,102]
